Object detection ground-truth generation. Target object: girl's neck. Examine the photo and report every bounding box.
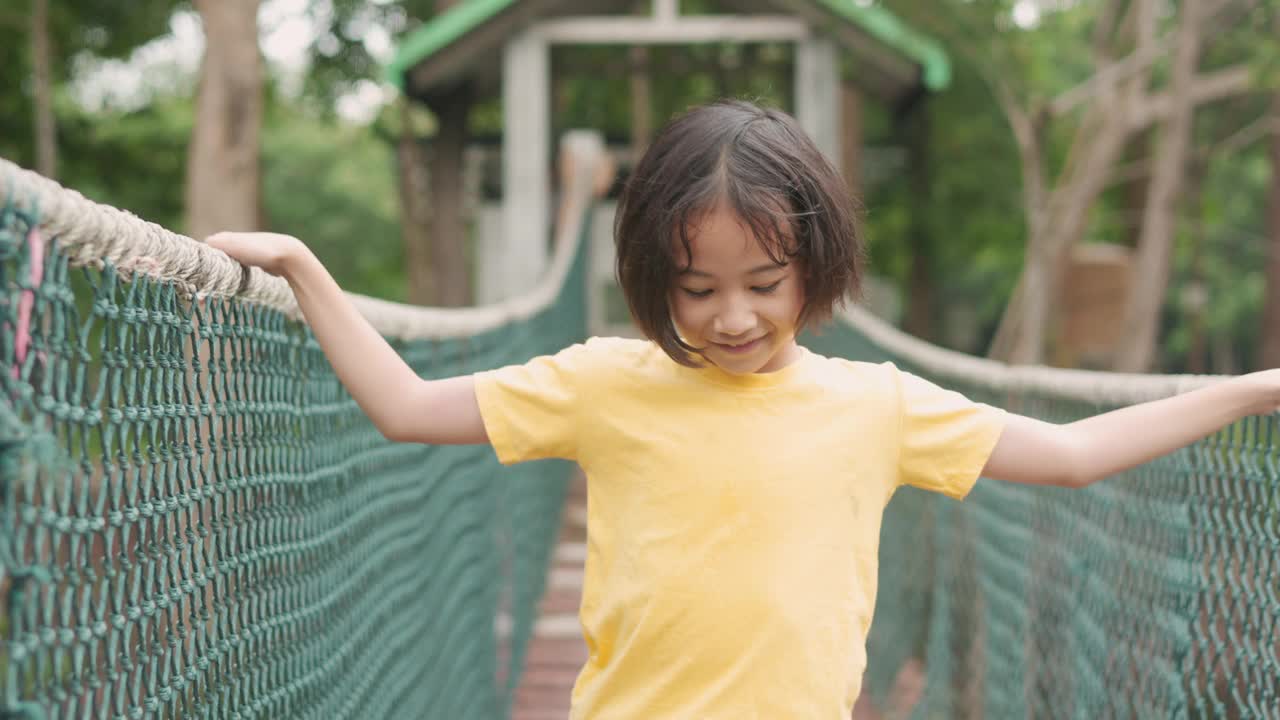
[755,340,802,374]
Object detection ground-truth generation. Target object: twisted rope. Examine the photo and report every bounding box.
[0,130,605,340]
[0,134,1215,401]
[836,303,1223,406]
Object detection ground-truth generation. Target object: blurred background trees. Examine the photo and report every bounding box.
[2,0,1276,372]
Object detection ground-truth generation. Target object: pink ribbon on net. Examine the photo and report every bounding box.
[11,226,44,379]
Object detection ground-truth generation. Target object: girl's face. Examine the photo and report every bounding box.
[670,205,805,375]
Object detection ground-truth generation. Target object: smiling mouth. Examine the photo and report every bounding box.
[713,335,767,354]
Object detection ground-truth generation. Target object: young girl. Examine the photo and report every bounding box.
[207,100,1280,719]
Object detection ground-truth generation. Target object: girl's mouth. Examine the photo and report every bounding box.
[714,335,766,354]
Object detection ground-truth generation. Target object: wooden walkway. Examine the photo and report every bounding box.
[506,473,921,719]
[510,474,590,720]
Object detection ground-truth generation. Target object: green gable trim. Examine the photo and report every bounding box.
[385,0,517,90]
[386,0,950,92]
[812,0,950,90]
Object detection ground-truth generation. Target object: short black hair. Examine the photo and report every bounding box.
[614,99,865,366]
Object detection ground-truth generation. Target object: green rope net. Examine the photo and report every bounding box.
[807,317,1280,719]
[0,159,593,718]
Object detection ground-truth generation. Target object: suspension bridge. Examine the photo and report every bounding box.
[1,133,1277,719]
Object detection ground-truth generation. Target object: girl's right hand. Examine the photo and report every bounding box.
[204,231,309,278]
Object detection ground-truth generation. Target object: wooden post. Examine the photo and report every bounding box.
[794,36,841,165]
[502,28,551,296]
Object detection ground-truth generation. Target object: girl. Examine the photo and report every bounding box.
[207,100,1280,719]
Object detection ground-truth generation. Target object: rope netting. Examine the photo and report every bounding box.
[0,132,607,719]
[809,306,1280,719]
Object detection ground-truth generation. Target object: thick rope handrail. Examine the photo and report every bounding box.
[0,130,606,340]
[2,135,1227,401]
[836,303,1224,406]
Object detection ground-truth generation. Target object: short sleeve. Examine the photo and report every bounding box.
[895,368,1006,500]
[473,341,600,465]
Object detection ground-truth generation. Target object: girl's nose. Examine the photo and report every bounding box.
[714,299,757,336]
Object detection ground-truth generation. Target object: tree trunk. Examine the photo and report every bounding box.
[990,106,1133,365]
[1124,129,1152,249]
[1260,94,1280,369]
[1113,0,1203,372]
[396,0,472,308]
[990,0,1145,365]
[186,0,263,239]
[30,0,56,179]
[1183,161,1210,374]
[179,0,264,664]
[630,45,653,161]
[398,100,435,305]
[427,86,472,307]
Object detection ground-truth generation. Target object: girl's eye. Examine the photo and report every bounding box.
[681,288,713,299]
[752,280,783,294]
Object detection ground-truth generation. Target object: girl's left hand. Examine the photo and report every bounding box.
[1230,368,1280,415]
[204,231,309,279]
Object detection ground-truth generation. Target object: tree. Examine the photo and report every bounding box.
[30,0,55,177]
[418,0,472,307]
[423,81,473,306]
[895,0,1261,368]
[394,99,436,304]
[298,0,471,305]
[1,0,183,173]
[1112,0,1206,371]
[1261,92,1280,368]
[186,0,263,238]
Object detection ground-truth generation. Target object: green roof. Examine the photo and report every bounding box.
[812,0,950,90]
[386,0,950,93]
[385,0,517,91]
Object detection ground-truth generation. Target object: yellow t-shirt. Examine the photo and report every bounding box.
[474,337,1005,719]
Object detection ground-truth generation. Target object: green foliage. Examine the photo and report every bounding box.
[858,61,1026,352]
[547,42,792,144]
[50,0,187,60]
[0,0,186,168]
[261,108,405,300]
[55,96,193,232]
[872,0,1277,368]
[3,0,1276,370]
[299,0,438,115]
[1,0,407,300]
[1204,3,1280,92]
[1164,147,1272,372]
[54,95,406,300]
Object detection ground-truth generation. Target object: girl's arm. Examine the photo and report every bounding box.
[981,370,1280,488]
[205,232,488,446]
